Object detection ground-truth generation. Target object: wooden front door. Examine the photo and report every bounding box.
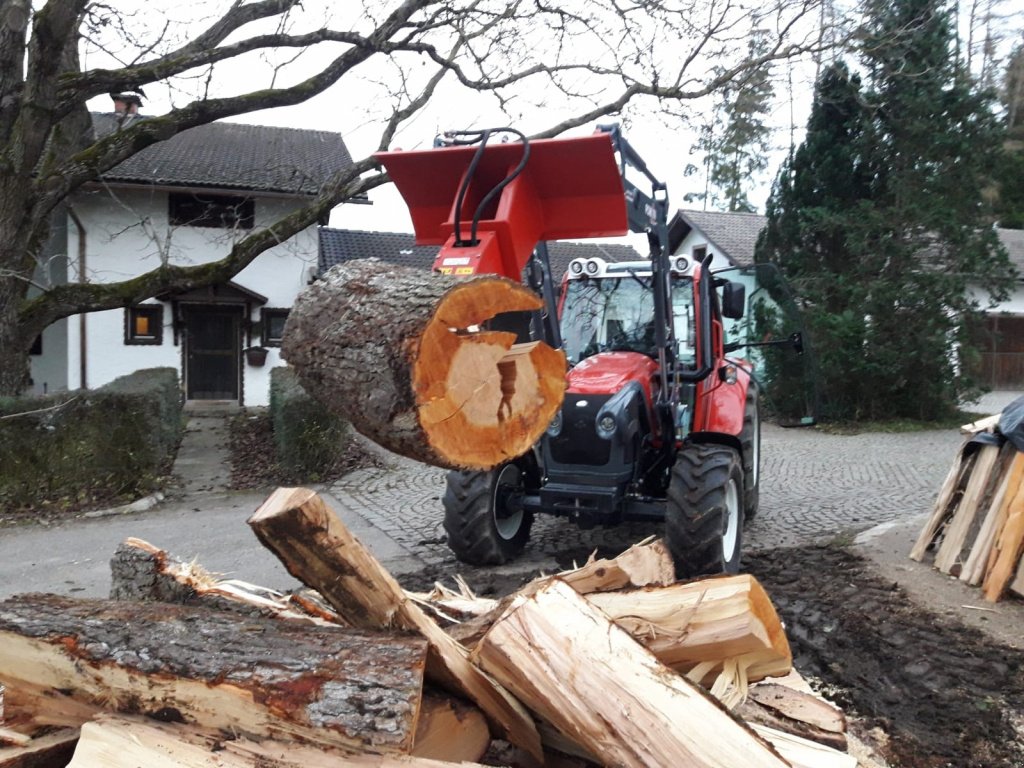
[184,306,242,400]
[980,315,1024,389]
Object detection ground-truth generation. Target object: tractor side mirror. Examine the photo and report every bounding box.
[721,281,746,320]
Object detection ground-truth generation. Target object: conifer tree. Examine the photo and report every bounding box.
[758,0,1015,421]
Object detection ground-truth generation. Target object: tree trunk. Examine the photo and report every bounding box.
[0,594,428,755]
[282,259,565,470]
[248,487,543,762]
[0,275,31,398]
[471,579,790,768]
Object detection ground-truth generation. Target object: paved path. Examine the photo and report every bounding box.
[0,416,978,599]
[328,423,965,568]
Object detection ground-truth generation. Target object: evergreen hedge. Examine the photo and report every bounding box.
[0,368,183,511]
[269,367,349,480]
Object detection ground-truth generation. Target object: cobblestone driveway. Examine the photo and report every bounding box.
[329,424,964,569]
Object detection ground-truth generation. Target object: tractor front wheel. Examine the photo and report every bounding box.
[443,464,534,565]
[665,444,744,578]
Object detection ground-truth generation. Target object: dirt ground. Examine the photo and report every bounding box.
[400,541,1024,768]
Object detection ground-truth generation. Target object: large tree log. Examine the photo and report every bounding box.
[283,259,566,470]
[0,594,428,755]
[248,487,542,762]
[472,579,790,768]
[67,715,492,768]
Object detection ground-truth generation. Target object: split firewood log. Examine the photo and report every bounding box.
[0,728,79,767]
[471,578,790,768]
[0,594,428,756]
[248,487,542,762]
[452,570,790,692]
[66,715,493,768]
[283,259,566,470]
[449,537,675,644]
[109,537,345,625]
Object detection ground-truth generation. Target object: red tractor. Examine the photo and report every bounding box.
[376,126,806,577]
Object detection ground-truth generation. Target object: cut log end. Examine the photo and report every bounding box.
[414,278,565,470]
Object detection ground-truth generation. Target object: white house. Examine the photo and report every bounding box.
[977,229,1024,389]
[30,97,354,406]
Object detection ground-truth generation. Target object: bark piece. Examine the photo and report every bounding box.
[282,259,566,470]
[0,594,427,755]
[68,715,491,768]
[248,487,542,762]
[110,537,344,625]
[472,578,790,768]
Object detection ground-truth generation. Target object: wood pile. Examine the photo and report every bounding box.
[0,487,861,768]
[910,413,1024,602]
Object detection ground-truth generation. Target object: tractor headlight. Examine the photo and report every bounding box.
[674,256,690,273]
[585,259,600,276]
[547,411,563,437]
[597,413,616,438]
[569,259,584,276]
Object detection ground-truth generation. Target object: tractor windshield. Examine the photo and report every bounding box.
[561,274,695,365]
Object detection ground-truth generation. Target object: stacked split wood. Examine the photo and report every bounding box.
[0,488,858,768]
[910,413,1024,602]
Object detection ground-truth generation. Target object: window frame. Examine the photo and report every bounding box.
[261,308,290,347]
[125,304,164,346]
[168,192,255,230]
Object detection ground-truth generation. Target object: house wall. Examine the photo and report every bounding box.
[58,188,317,406]
[28,209,70,395]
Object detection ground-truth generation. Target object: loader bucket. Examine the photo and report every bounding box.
[374,132,628,278]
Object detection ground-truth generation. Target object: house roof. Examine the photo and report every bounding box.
[669,209,767,267]
[91,113,353,196]
[318,228,643,277]
[997,228,1024,278]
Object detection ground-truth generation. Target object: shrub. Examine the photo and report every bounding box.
[269,367,349,481]
[0,368,183,511]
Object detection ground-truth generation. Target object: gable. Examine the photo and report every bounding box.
[670,210,767,267]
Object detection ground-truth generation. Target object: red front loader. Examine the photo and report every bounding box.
[376,125,802,577]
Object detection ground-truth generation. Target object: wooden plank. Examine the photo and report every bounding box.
[934,445,1001,573]
[961,447,1021,585]
[983,458,1024,601]
[0,594,428,755]
[747,683,846,734]
[248,487,542,763]
[472,578,790,768]
[960,414,1000,435]
[910,446,973,561]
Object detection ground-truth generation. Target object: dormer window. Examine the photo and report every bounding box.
[169,193,255,230]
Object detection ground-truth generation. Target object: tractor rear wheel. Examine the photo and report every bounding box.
[665,444,744,578]
[443,463,534,565]
[740,387,761,520]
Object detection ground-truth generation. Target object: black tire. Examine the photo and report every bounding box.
[665,444,744,578]
[740,387,761,520]
[442,463,533,565]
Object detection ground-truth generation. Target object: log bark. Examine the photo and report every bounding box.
[67,715,492,768]
[283,259,566,470]
[0,594,428,755]
[472,579,790,768]
[109,537,344,626]
[248,487,542,762]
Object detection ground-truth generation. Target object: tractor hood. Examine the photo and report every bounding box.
[566,352,660,396]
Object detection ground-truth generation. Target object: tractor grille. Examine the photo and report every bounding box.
[548,394,611,466]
